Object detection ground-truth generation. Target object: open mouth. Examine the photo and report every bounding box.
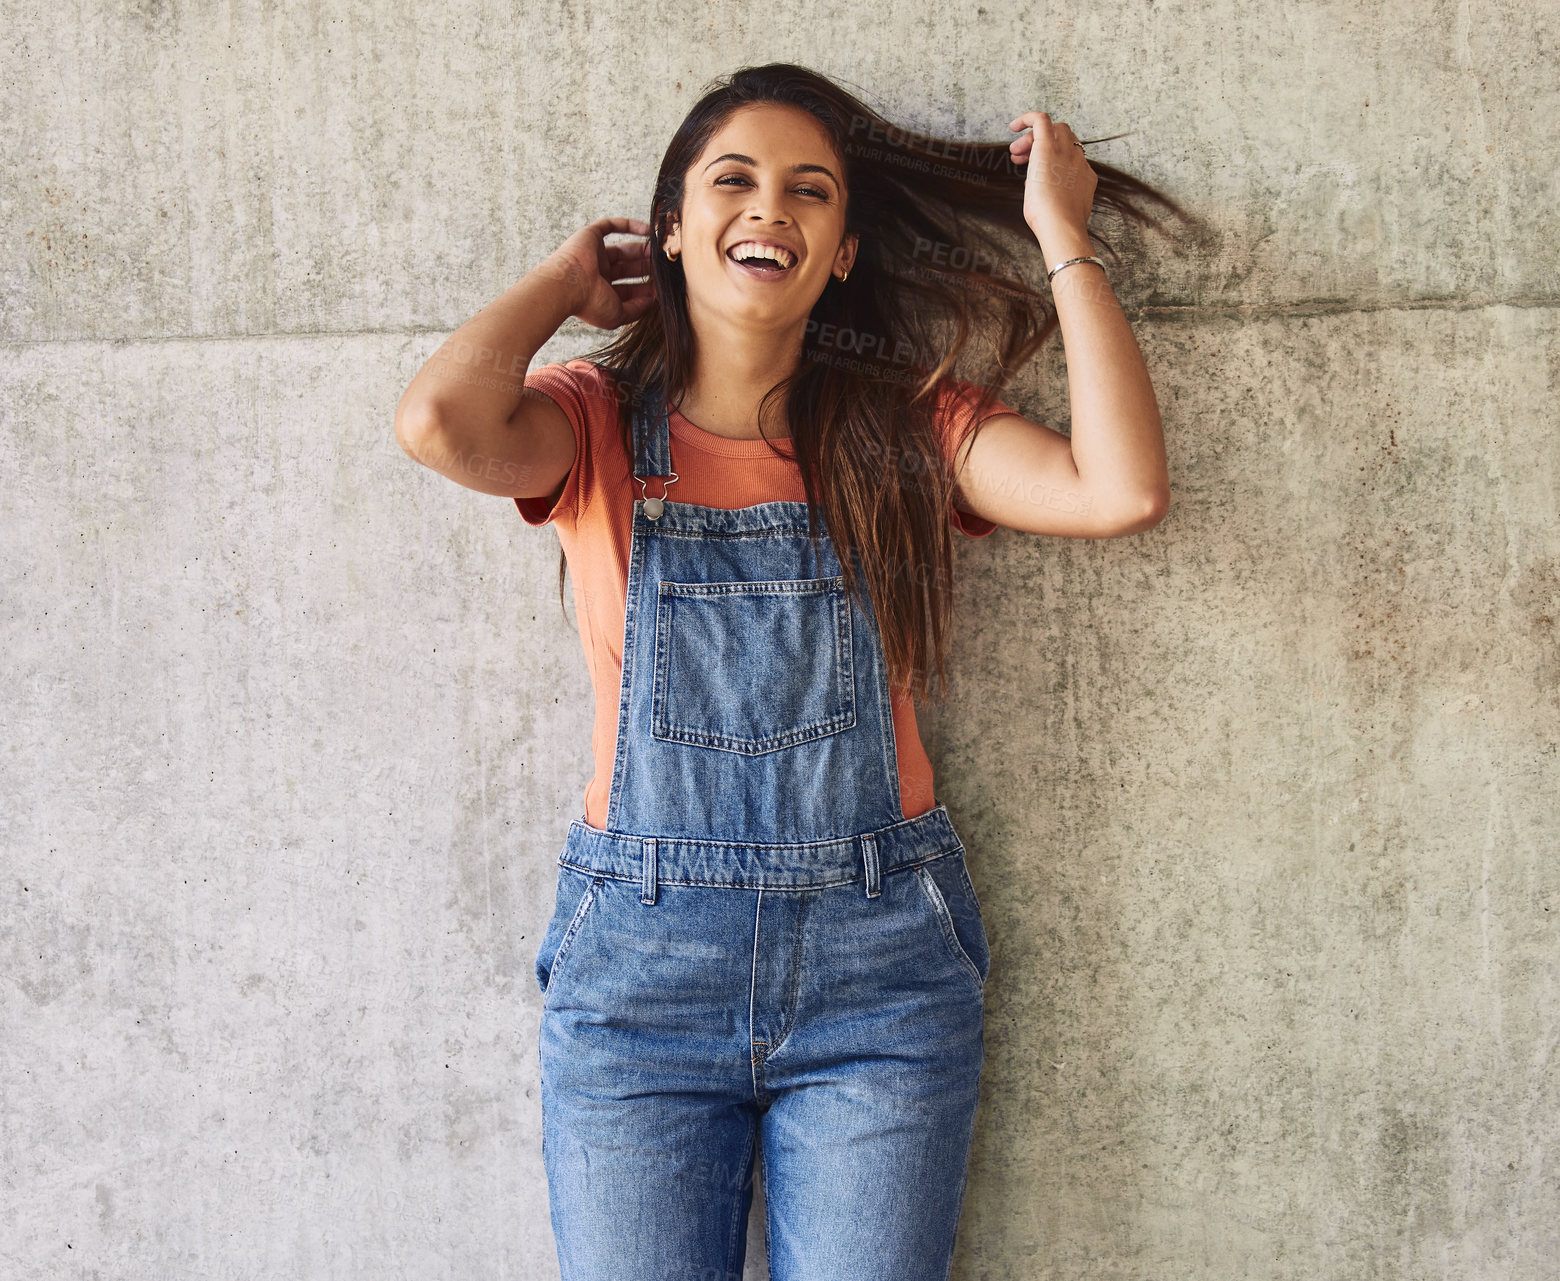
[725,243,798,277]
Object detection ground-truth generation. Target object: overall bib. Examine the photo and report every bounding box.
[533,386,990,1281]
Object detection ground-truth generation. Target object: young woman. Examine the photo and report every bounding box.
[396,63,1190,1281]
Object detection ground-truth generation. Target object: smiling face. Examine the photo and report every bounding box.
[663,103,857,327]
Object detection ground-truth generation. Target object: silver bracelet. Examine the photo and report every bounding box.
[1047,254,1107,284]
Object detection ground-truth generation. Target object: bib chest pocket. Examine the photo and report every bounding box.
[651,576,856,755]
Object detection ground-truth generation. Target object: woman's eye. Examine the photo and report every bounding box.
[714,174,829,199]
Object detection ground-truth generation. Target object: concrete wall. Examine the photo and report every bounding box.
[3,4,1555,1278]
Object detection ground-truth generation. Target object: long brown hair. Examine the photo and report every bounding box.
[554,62,1202,702]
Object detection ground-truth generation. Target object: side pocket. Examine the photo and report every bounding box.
[953,854,991,983]
[534,867,602,1004]
[915,851,991,991]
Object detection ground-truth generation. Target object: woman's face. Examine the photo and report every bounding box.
[664,103,856,326]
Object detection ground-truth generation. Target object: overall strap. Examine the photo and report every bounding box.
[631,384,673,478]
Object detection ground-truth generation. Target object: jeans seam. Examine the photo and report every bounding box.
[725,1114,757,1278]
[761,1117,775,1270]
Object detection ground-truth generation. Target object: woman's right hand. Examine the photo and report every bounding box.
[538,217,656,330]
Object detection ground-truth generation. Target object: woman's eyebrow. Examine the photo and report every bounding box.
[702,153,839,184]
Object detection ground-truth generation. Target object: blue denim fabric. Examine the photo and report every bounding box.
[534,387,989,1281]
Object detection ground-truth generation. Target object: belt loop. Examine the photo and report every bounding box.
[640,837,658,905]
[860,832,881,899]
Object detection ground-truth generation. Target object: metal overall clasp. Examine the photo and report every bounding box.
[634,471,679,521]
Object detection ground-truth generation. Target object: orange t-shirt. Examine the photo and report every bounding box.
[516,358,1013,831]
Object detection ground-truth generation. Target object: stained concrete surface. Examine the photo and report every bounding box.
[2,4,1557,1280]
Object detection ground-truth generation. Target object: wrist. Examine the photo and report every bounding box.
[1031,222,1094,266]
[534,252,590,315]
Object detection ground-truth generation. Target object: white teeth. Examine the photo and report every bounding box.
[726,241,796,269]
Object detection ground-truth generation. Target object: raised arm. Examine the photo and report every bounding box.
[954,111,1170,539]
[393,218,654,499]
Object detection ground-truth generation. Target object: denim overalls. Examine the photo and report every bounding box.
[533,384,990,1281]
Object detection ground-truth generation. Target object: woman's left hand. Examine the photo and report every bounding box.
[1008,111,1097,246]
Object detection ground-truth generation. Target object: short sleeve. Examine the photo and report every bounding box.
[512,360,600,529]
[936,379,1020,539]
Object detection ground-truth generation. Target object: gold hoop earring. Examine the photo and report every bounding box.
[666,248,679,261]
